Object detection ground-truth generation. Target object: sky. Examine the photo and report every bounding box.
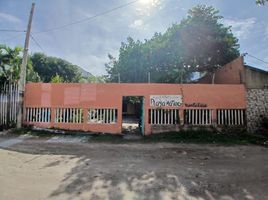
[0,0,268,75]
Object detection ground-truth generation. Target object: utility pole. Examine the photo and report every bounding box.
[17,3,35,128]
[148,72,150,83]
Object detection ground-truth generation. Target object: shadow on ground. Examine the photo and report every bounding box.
[34,143,265,200]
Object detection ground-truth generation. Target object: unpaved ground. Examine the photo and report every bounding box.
[0,136,268,200]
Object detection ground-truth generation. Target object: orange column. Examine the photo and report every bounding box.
[83,107,88,131]
[212,109,217,125]
[179,109,184,125]
[50,107,56,128]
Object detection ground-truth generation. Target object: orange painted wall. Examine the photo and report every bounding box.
[198,57,245,84]
[24,83,246,135]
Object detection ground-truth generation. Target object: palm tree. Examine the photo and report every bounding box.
[0,45,22,84]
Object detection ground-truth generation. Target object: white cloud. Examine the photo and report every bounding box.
[129,19,144,29]
[222,18,256,39]
[136,0,163,16]
[0,12,21,23]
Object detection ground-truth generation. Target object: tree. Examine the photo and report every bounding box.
[256,0,268,5]
[50,74,64,83]
[87,75,105,83]
[171,5,240,82]
[0,45,40,84]
[0,45,22,84]
[26,58,41,83]
[30,53,82,83]
[105,5,240,83]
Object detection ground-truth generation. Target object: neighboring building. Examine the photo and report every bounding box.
[196,56,268,132]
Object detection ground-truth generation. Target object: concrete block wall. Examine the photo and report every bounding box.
[247,89,268,133]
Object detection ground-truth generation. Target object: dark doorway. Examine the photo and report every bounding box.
[122,96,144,135]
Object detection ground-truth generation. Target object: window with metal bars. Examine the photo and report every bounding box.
[184,109,212,125]
[55,108,83,123]
[217,109,246,125]
[25,107,51,123]
[88,108,117,124]
[149,109,179,125]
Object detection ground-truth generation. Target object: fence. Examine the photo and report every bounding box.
[0,82,19,127]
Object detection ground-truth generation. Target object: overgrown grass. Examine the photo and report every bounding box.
[142,131,268,145]
[89,130,268,146]
[11,127,91,138]
[10,127,268,146]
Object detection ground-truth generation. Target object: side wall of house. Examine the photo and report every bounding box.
[247,89,268,133]
[197,57,244,84]
[244,67,268,89]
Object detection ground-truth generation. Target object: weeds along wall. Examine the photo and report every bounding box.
[23,83,247,135]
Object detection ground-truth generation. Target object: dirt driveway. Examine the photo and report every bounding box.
[0,136,268,200]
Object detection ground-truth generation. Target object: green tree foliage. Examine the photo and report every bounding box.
[173,5,240,73]
[87,75,106,83]
[50,74,64,83]
[105,5,240,83]
[256,0,268,5]
[26,58,41,83]
[0,45,40,84]
[0,45,22,83]
[31,53,82,83]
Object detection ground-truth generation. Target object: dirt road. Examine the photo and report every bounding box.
[0,136,268,200]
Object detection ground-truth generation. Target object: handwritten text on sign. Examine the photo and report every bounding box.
[150,95,182,107]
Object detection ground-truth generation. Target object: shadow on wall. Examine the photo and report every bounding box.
[47,155,255,200]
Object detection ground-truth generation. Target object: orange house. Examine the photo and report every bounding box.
[23,83,246,135]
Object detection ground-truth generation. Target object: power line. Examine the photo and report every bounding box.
[0,33,25,43]
[35,0,139,34]
[0,29,26,32]
[30,33,45,52]
[244,53,268,67]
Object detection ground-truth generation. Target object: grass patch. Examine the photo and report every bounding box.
[10,127,268,146]
[89,130,268,146]
[11,127,92,138]
[142,130,268,145]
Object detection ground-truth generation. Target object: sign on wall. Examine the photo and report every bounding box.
[150,95,182,107]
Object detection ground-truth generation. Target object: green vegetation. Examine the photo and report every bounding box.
[89,130,268,146]
[50,73,64,83]
[105,5,240,83]
[0,46,102,84]
[12,127,268,146]
[30,53,82,83]
[12,127,91,138]
[0,45,40,84]
[2,5,242,85]
[256,0,268,5]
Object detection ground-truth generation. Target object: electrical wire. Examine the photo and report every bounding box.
[30,33,45,52]
[35,0,139,34]
[0,29,26,32]
[245,53,268,67]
